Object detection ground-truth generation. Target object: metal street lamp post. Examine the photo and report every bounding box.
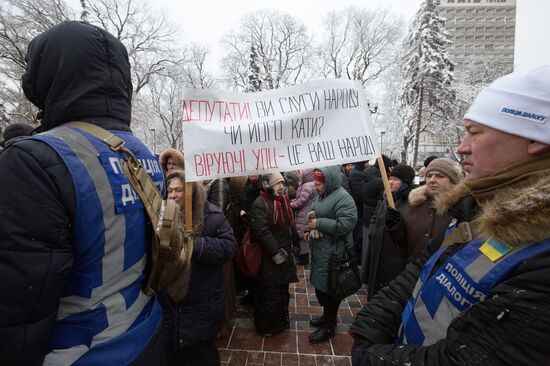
[380,130,386,155]
[151,128,156,155]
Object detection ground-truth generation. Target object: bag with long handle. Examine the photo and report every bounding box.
[64,122,193,302]
[328,242,362,301]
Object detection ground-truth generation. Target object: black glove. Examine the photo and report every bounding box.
[271,248,288,265]
[385,207,401,229]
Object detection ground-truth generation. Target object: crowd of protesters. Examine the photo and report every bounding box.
[1,20,549,366]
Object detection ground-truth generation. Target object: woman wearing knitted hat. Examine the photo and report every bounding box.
[365,163,415,300]
[386,158,463,264]
[248,172,299,337]
[306,166,357,343]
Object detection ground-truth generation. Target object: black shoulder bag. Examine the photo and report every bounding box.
[328,240,362,301]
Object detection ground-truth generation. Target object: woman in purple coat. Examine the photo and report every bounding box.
[290,169,317,265]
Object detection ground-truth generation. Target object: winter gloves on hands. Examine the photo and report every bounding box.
[272,248,288,265]
[385,207,401,229]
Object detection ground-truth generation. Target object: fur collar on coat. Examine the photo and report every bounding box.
[408,185,431,207]
[436,175,550,246]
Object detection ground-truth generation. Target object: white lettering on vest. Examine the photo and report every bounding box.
[435,273,472,307]
[121,184,138,206]
[444,262,486,300]
[109,157,124,175]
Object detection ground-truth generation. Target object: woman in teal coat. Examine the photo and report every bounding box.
[306,166,357,343]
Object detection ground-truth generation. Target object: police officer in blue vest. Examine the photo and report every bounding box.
[0,22,165,365]
[350,65,550,365]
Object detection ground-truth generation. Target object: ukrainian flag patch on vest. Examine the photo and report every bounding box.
[479,238,512,262]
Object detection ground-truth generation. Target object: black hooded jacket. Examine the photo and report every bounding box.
[0,22,160,366]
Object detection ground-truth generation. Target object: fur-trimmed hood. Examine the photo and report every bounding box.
[159,148,184,172]
[408,185,431,207]
[436,175,550,246]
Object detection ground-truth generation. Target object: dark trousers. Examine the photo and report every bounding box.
[164,339,220,366]
[254,284,290,334]
[315,288,341,329]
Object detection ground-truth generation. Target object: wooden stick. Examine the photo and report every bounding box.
[185,182,193,227]
[377,156,395,209]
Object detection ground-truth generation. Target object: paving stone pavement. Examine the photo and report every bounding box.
[216,265,368,366]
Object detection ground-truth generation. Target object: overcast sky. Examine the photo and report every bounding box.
[67,0,548,72]
[147,0,549,73]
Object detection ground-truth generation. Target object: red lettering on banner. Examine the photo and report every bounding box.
[252,147,279,170]
[182,100,252,122]
[193,149,247,177]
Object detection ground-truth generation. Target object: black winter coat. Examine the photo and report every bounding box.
[239,179,261,213]
[0,21,154,366]
[349,165,365,221]
[351,189,550,366]
[366,186,411,300]
[249,195,299,287]
[162,202,237,350]
[360,166,384,227]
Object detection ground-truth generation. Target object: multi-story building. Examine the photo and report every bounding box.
[438,0,516,73]
[410,0,517,166]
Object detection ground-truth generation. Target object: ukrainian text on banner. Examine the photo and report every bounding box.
[182,79,379,182]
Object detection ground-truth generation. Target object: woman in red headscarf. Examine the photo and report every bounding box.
[306,166,357,343]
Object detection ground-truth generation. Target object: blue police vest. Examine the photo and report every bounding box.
[399,236,550,346]
[30,126,165,365]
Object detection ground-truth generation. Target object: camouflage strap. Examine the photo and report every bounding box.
[64,122,193,298]
[441,221,481,248]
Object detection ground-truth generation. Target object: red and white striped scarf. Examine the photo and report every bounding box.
[260,191,294,227]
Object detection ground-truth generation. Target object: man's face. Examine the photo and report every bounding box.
[457,120,531,180]
[388,176,402,192]
[314,181,325,195]
[426,171,452,195]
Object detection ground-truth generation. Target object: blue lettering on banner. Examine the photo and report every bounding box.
[99,153,164,214]
[500,107,547,123]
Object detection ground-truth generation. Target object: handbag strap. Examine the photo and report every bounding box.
[64,121,164,229]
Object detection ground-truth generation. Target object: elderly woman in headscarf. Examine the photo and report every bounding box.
[249,172,299,337]
[161,169,237,366]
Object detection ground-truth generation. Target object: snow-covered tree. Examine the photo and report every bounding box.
[245,45,263,92]
[83,0,183,95]
[0,0,74,124]
[316,7,404,85]
[428,60,510,162]
[221,10,313,90]
[401,0,455,167]
[180,44,216,90]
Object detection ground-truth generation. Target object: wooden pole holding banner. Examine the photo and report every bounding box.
[185,182,193,227]
[377,156,395,209]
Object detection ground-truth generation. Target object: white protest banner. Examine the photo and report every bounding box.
[182,79,380,182]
